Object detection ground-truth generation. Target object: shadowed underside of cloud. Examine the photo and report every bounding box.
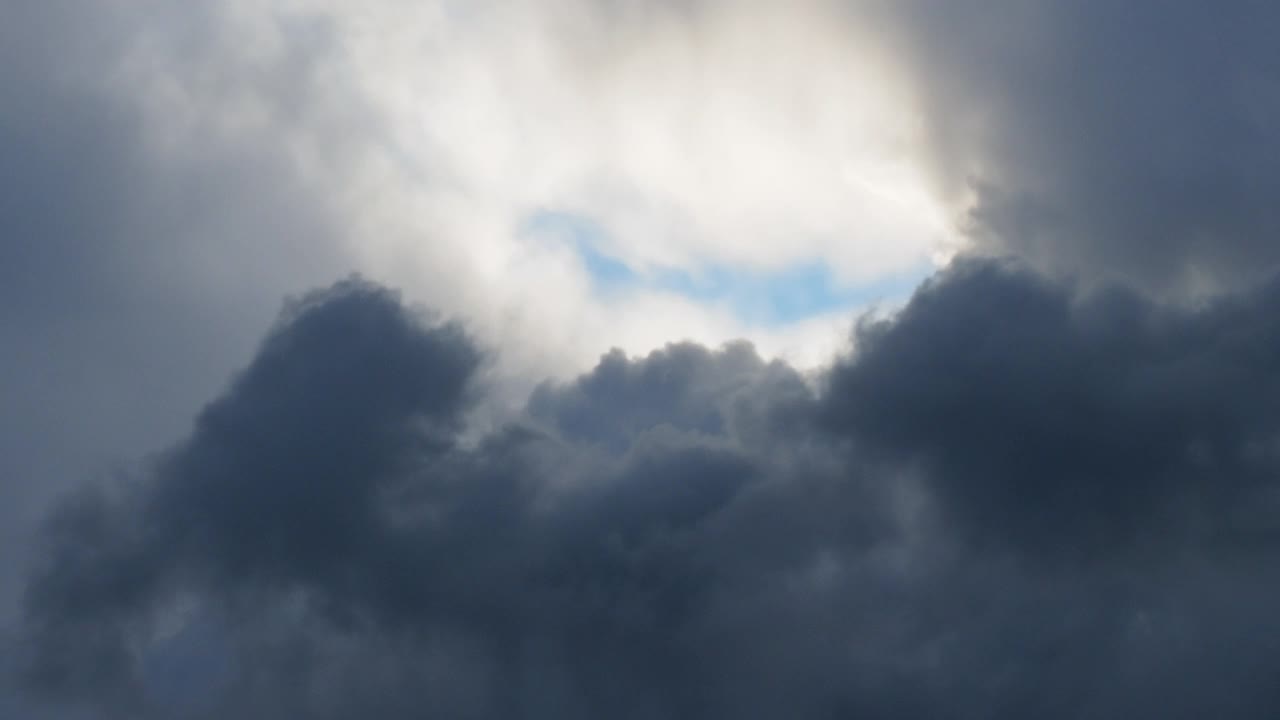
[16,263,1280,719]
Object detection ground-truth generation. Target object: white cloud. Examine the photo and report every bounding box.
[108,0,959,384]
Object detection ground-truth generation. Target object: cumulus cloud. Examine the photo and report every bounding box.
[9,1,1280,717]
[0,0,947,629]
[16,265,1280,718]
[826,259,1280,556]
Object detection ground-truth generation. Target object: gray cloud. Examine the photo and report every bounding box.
[16,265,1280,718]
[10,2,1280,718]
[880,0,1280,294]
[826,259,1280,557]
[0,0,355,626]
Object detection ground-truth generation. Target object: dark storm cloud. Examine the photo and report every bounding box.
[824,258,1280,557]
[16,278,871,718]
[878,0,1280,293]
[17,265,1280,718]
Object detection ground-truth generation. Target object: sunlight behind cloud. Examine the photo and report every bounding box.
[110,0,961,382]
[336,1,952,361]
[364,0,949,273]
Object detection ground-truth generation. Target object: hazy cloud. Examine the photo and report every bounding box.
[880,0,1280,294]
[0,0,353,625]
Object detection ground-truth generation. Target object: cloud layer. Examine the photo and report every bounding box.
[18,264,1280,718]
[9,1,1280,717]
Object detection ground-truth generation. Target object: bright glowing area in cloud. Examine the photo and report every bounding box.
[119,0,960,380]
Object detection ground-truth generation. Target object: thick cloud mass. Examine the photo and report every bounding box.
[884,0,1280,293]
[826,260,1280,556]
[16,266,1280,718]
[12,2,1280,718]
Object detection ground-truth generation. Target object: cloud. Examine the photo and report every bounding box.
[17,264,1280,718]
[10,2,1280,718]
[877,0,1280,294]
[825,258,1280,557]
[0,0,354,623]
[333,0,942,275]
[0,1,936,646]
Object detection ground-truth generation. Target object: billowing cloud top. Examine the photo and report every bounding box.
[6,0,1280,718]
[17,265,1280,718]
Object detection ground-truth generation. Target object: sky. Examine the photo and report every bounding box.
[5,1,1280,718]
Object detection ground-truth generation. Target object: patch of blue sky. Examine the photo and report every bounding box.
[522,210,638,284]
[521,210,929,327]
[649,261,927,326]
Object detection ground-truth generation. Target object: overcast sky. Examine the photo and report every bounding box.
[6,1,1280,718]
